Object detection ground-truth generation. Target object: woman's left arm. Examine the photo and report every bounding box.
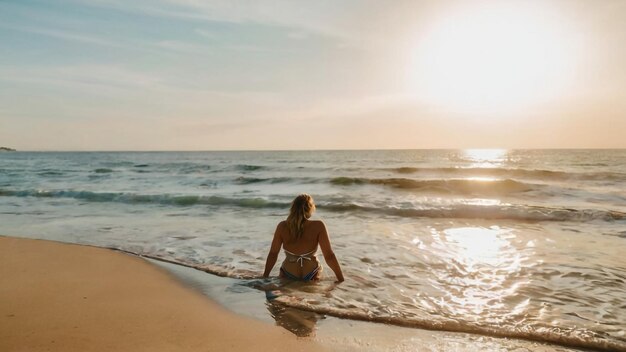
[263,222,284,277]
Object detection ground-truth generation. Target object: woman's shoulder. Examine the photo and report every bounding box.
[307,219,326,229]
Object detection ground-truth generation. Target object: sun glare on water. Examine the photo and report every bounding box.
[463,148,508,167]
[409,2,580,113]
[441,226,523,315]
[443,227,513,268]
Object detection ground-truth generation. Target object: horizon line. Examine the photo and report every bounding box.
[3,147,625,153]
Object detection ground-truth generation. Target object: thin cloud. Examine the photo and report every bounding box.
[152,40,209,54]
[162,0,357,42]
[71,0,356,43]
[0,23,121,47]
[0,65,161,91]
[194,29,270,52]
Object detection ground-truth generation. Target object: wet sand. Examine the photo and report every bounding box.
[0,236,321,352]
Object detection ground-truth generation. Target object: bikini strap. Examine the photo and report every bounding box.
[284,249,316,267]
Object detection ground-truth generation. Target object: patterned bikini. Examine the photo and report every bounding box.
[279,249,321,281]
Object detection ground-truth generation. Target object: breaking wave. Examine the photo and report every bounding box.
[318,202,626,222]
[235,164,265,171]
[1,188,624,222]
[0,188,288,208]
[388,167,625,181]
[330,177,536,195]
[234,176,294,184]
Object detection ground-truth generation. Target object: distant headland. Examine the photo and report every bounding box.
[0,147,16,151]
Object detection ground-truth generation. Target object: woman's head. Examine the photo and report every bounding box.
[290,193,315,219]
[286,194,315,241]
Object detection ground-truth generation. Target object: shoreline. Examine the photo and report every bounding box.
[110,247,614,352]
[0,236,321,352]
[148,255,588,352]
[0,235,593,352]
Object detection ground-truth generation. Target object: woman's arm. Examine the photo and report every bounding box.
[263,222,284,277]
[318,221,344,282]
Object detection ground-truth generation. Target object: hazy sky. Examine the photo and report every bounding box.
[1,0,625,150]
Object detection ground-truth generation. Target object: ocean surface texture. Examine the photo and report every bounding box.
[1,150,624,351]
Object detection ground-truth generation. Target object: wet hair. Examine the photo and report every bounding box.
[286,194,315,242]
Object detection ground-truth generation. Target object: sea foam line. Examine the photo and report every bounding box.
[1,188,624,222]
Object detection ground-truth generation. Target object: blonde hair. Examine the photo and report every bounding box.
[286,194,315,242]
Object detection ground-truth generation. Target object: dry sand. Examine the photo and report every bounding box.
[0,236,322,352]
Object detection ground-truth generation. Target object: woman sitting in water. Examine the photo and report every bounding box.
[263,194,344,282]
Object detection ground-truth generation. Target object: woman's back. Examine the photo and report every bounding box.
[277,220,323,280]
[262,194,344,282]
[279,220,322,254]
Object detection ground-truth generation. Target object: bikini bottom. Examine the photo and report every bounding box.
[280,265,321,281]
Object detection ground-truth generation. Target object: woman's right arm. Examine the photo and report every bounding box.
[263,222,283,278]
[318,221,344,282]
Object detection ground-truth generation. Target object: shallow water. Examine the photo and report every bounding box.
[1,149,624,351]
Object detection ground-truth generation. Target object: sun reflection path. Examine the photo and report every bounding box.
[430,226,524,321]
[463,149,508,167]
[444,226,512,268]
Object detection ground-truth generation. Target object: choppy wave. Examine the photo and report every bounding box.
[106,246,625,352]
[235,164,265,171]
[13,163,626,185]
[2,188,624,222]
[0,188,288,208]
[388,167,626,181]
[330,177,536,195]
[37,170,65,176]
[234,176,294,184]
[319,202,626,222]
[97,162,213,173]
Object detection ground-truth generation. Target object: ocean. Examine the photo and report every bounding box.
[1,149,624,351]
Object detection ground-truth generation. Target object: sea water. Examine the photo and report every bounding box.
[1,150,624,351]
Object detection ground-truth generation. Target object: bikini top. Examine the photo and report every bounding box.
[284,249,317,267]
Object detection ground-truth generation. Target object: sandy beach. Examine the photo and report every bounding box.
[0,236,321,352]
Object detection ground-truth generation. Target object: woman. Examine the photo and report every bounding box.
[263,194,344,282]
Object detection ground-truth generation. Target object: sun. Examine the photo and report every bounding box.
[408,2,579,114]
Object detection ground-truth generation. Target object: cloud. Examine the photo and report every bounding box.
[0,65,162,91]
[70,0,365,43]
[0,23,121,47]
[152,40,209,54]
[162,0,351,38]
[193,29,271,52]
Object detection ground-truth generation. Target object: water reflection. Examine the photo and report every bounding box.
[443,226,513,268]
[262,282,333,337]
[265,299,322,337]
[463,149,508,167]
[429,226,524,321]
